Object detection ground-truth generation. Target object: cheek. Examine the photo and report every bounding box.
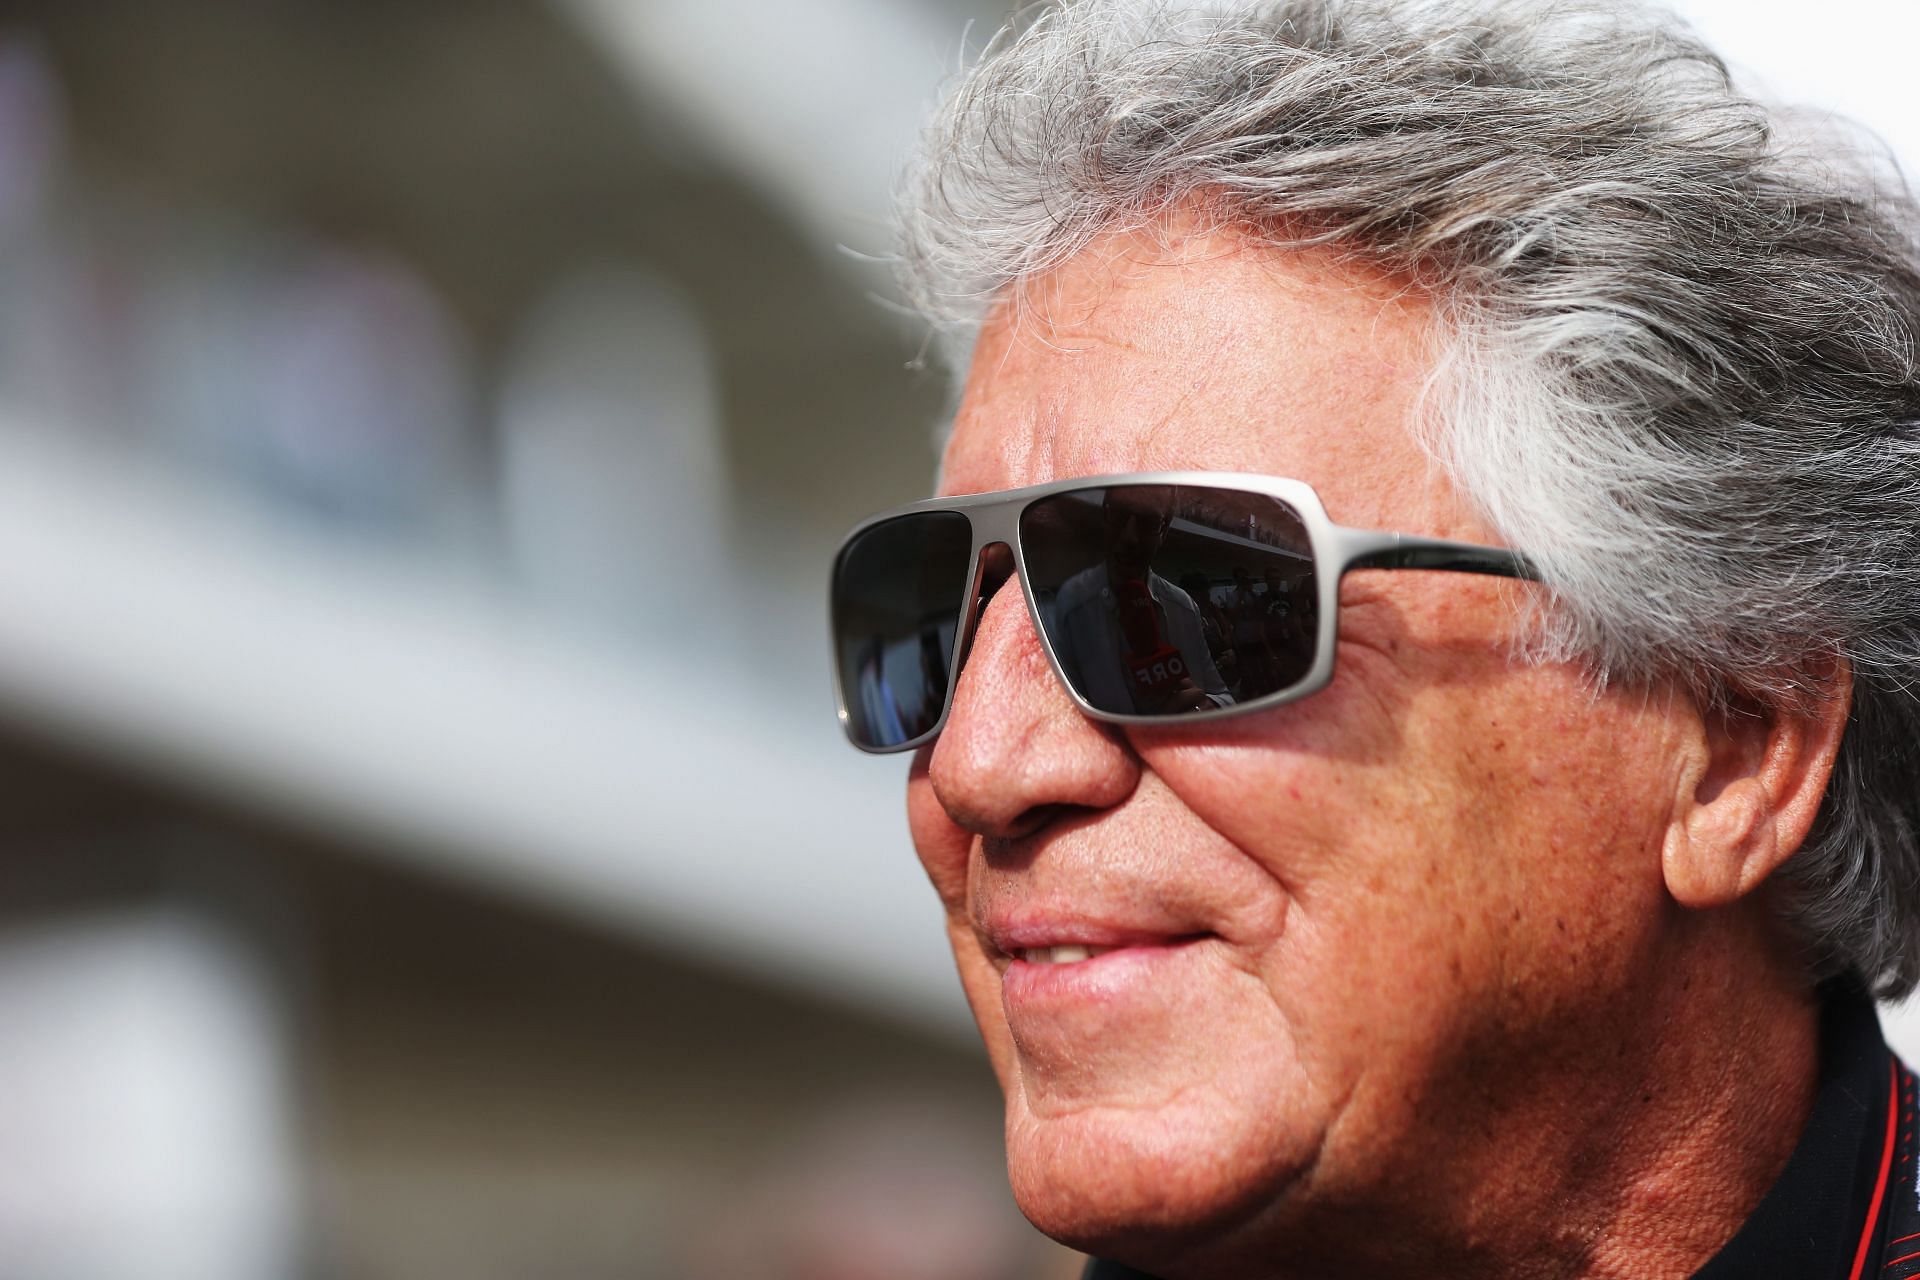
[909,759,1033,1106]
[907,759,973,912]
[1134,674,1681,1069]
[1145,669,1676,913]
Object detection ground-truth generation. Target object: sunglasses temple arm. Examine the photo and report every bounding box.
[1333,530,1541,582]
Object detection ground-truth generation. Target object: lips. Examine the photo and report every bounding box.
[1017,944,1122,965]
[996,934,1214,1018]
[981,909,1212,1005]
[1007,937,1209,966]
[987,916,1208,964]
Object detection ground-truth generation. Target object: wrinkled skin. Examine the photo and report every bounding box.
[905,219,1844,1279]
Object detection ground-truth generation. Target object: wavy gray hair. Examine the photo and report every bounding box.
[893,0,1920,995]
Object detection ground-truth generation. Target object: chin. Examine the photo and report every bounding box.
[1002,1079,1320,1265]
[976,943,1331,1263]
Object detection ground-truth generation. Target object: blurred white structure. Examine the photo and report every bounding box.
[0,413,965,1034]
[0,910,301,1280]
[557,0,956,260]
[500,266,731,635]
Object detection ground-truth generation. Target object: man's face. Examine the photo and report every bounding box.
[906,222,1698,1272]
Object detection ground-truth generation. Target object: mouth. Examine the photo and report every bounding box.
[985,911,1215,966]
[1009,938,1207,966]
[1014,943,1122,965]
[993,931,1215,1016]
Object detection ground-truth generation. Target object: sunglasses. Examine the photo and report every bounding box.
[830,472,1538,754]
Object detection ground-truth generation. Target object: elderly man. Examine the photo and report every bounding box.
[827,1,1920,1276]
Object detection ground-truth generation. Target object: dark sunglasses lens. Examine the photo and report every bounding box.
[832,512,975,749]
[1019,484,1318,716]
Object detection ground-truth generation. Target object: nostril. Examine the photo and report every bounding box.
[986,806,1066,848]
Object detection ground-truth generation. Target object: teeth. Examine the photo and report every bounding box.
[1019,945,1115,965]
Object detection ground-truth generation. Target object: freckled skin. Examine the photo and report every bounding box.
[905,221,1832,1278]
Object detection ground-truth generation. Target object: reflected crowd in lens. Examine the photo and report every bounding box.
[1023,485,1320,717]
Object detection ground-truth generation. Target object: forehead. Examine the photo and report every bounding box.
[940,220,1468,535]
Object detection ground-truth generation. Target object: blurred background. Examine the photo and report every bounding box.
[0,1,1912,1278]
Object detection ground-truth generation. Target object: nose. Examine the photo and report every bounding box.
[926,551,1140,839]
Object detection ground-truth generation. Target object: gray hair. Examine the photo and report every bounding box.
[893,0,1920,995]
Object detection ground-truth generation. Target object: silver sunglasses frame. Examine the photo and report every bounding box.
[830,471,1538,755]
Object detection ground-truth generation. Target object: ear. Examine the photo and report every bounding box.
[1662,659,1853,910]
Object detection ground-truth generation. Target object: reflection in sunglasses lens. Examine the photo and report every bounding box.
[832,512,975,749]
[1019,485,1317,716]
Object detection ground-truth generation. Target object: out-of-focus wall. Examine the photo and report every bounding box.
[0,732,1074,1279]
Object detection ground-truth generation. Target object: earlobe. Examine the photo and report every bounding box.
[1661,662,1852,911]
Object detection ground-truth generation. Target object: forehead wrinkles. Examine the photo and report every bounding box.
[942,224,1445,512]
[950,305,1247,489]
[1026,248,1251,472]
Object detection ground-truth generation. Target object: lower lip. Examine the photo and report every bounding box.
[1000,937,1211,1009]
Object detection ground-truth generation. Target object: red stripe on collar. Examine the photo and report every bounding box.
[1847,1057,1899,1280]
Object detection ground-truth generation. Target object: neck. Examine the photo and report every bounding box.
[1572,939,1820,1279]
